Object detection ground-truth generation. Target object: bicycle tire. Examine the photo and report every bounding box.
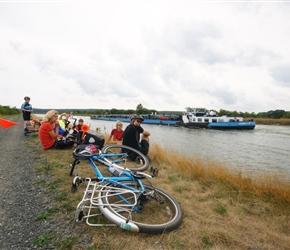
[101,144,150,172]
[98,182,183,234]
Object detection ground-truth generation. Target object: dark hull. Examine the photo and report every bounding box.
[183,122,209,129]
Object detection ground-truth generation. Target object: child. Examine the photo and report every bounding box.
[106,120,123,144]
[76,118,84,131]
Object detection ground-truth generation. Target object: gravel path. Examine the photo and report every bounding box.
[0,117,56,249]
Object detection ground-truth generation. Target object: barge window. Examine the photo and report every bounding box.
[204,118,209,122]
[212,119,217,122]
[218,119,224,122]
[198,118,202,122]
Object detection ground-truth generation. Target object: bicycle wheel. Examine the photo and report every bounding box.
[101,144,149,172]
[99,182,183,234]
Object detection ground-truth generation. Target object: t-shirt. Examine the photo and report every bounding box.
[122,124,144,150]
[58,126,65,135]
[21,102,32,112]
[110,129,123,141]
[39,122,55,149]
[59,120,66,130]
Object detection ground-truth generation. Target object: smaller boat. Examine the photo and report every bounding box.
[182,109,255,130]
[90,115,98,120]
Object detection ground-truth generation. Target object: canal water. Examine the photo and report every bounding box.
[68,116,290,176]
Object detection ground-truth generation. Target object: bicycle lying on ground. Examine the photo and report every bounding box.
[70,144,183,234]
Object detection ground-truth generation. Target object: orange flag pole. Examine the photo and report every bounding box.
[81,124,90,140]
[0,119,18,129]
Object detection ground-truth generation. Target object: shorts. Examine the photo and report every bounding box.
[23,112,31,121]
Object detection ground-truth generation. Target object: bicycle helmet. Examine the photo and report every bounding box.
[130,115,144,122]
[73,144,99,160]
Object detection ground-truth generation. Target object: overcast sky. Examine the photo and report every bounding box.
[1,1,289,113]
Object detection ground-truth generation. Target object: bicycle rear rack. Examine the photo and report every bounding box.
[75,178,137,227]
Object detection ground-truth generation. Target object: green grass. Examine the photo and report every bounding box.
[36,207,59,221]
[56,237,78,250]
[215,203,228,215]
[32,233,54,247]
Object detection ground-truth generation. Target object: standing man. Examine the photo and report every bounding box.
[122,115,150,157]
[21,96,33,136]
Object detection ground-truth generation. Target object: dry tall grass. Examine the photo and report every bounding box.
[28,133,290,250]
[149,144,290,204]
[254,118,290,126]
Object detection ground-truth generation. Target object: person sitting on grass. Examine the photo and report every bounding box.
[38,110,75,150]
[106,120,124,144]
[122,115,150,157]
[76,118,84,131]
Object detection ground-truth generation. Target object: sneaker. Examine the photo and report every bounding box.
[24,131,29,136]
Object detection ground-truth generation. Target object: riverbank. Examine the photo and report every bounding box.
[254,118,290,126]
[36,136,290,249]
[1,116,290,249]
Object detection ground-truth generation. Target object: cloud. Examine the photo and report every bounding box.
[270,64,290,87]
[0,2,289,112]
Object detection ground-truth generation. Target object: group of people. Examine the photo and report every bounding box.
[21,96,151,156]
[106,115,150,157]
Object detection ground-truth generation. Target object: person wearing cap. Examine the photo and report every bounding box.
[58,112,73,135]
[21,96,33,136]
[59,113,68,131]
[122,115,150,156]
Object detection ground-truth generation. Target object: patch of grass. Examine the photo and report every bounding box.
[36,207,59,221]
[168,175,176,182]
[61,201,75,212]
[56,236,78,250]
[170,240,186,249]
[215,203,228,215]
[174,183,188,193]
[34,179,46,185]
[86,246,98,250]
[36,162,63,174]
[202,236,213,248]
[47,179,62,191]
[33,232,54,247]
[56,192,68,202]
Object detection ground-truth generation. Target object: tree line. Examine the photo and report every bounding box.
[1,104,289,119]
[217,109,290,119]
[0,105,20,115]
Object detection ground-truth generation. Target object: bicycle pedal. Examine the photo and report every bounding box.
[150,166,159,177]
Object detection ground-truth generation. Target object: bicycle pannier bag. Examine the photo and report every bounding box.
[82,132,104,149]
